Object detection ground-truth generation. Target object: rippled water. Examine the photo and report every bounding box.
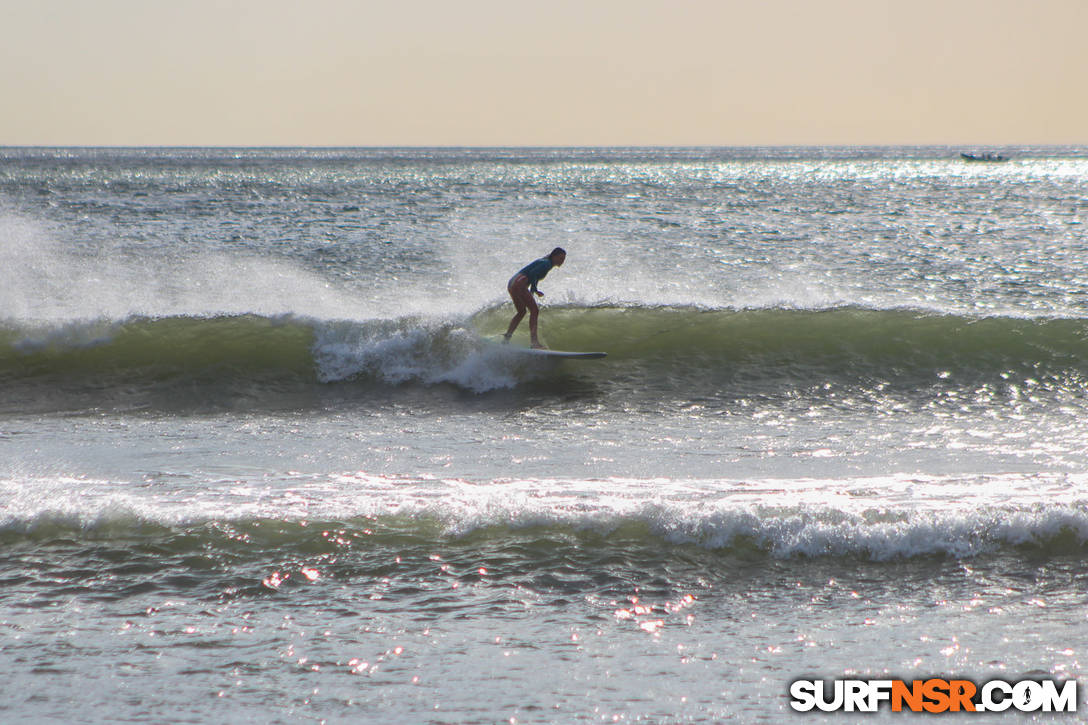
[2,146,1088,722]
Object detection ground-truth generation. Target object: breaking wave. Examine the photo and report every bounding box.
[4,304,1088,412]
[4,472,1088,563]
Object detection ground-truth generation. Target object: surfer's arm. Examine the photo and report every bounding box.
[522,259,551,296]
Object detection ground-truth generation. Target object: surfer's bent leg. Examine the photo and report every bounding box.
[527,296,543,348]
[504,275,530,342]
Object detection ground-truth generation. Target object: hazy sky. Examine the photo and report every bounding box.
[2,0,1086,146]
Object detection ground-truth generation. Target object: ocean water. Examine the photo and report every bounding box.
[2,146,1088,723]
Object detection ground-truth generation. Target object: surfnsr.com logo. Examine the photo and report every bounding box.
[789,678,1077,713]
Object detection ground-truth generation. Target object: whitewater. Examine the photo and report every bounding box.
[2,146,1088,723]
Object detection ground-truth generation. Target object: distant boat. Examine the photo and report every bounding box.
[960,152,1008,162]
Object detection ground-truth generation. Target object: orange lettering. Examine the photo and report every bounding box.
[922,679,951,713]
[892,680,924,712]
[948,680,977,712]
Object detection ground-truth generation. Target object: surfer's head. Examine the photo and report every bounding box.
[549,247,566,266]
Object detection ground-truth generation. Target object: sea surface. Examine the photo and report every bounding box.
[2,146,1088,722]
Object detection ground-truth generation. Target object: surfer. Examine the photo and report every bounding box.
[503,247,566,349]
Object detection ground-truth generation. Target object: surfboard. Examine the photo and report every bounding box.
[516,348,607,359]
[487,339,606,359]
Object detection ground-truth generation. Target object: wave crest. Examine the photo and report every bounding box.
[4,304,1088,412]
[5,473,1088,562]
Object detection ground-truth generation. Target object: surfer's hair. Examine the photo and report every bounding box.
[549,247,566,259]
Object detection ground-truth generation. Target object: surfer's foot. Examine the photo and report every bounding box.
[502,333,512,344]
[531,342,547,350]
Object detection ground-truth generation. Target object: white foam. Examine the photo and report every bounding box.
[5,472,1088,559]
[311,319,526,392]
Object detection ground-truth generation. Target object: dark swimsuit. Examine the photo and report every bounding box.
[509,258,554,294]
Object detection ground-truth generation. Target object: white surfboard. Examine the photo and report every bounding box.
[516,348,607,359]
[488,339,606,359]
